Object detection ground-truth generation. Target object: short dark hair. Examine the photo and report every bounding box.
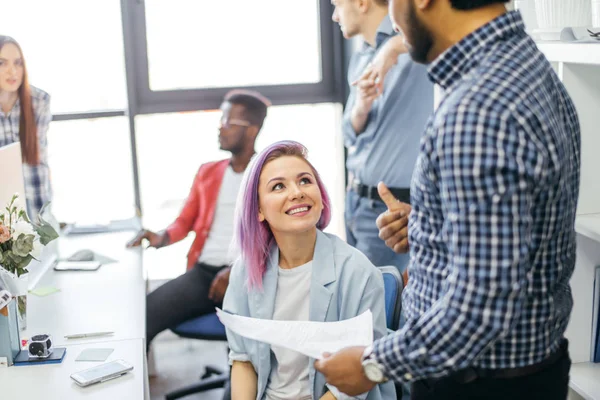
[450,0,509,10]
[224,90,270,130]
[374,0,388,6]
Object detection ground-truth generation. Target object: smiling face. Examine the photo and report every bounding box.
[0,43,24,93]
[257,155,324,237]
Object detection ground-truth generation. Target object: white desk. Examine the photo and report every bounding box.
[25,281,146,347]
[0,339,145,400]
[1,231,149,399]
[24,232,146,347]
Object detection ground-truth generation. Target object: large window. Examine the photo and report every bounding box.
[1,1,345,262]
[48,118,135,224]
[124,0,342,113]
[144,0,321,91]
[3,1,133,225]
[2,0,127,114]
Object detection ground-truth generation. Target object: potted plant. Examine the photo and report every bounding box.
[0,194,59,331]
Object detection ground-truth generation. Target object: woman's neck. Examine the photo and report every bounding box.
[0,90,18,114]
[275,228,317,270]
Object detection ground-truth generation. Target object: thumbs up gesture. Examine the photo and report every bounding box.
[376,182,411,254]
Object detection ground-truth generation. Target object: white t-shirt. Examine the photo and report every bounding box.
[198,166,244,266]
[265,261,313,400]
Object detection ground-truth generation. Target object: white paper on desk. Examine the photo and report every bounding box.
[216,308,373,359]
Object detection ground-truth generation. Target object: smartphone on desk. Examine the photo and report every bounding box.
[71,359,133,387]
[53,260,101,271]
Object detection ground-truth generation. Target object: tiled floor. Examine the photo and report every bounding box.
[149,329,228,400]
[147,278,228,400]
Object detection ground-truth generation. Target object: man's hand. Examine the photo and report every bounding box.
[351,69,379,123]
[376,182,411,254]
[350,35,406,134]
[126,229,166,248]
[314,347,375,396]
[355,35,406,95]
[208,266,231,303]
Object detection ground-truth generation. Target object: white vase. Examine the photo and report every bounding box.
[0,268,29,331]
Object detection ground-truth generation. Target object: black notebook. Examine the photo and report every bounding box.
[14,347,66,366]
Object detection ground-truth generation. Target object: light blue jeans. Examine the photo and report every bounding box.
[345,190,410,273]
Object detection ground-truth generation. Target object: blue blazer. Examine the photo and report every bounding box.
[223,230,396,400]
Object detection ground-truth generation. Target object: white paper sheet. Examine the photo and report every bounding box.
[216,308,373,359]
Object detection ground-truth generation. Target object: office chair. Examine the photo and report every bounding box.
[165,312,228,400]
[380,266,404,331]
[165,268,405,400]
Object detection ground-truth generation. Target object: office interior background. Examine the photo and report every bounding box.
[3,1,600,399]
[1,0,358,281]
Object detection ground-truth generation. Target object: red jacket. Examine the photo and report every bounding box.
[166,159,230,270]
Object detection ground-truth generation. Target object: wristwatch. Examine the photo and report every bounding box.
[361,345,388,383]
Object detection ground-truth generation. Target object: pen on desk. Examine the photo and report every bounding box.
[64,331,114,339]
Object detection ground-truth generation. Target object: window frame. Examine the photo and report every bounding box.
[121,0,345,114]
[47,0,346,219]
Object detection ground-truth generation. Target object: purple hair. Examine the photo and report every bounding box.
[233,140,332,290]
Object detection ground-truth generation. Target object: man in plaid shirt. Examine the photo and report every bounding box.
[316,1,580,399]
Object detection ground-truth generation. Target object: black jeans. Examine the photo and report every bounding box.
[146,262,225,348]
[411,340,571,400]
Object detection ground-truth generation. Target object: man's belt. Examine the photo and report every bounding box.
[350,181,411,204]
[450,339,568,384]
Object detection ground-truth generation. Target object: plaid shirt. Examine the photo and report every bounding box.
[0,86,52,218]
[372,11,580,383]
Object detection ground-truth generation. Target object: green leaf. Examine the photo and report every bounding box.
[17,254,32,270]
[19,209,30,224]
[13,234,34,257]
[5,250,21,264]
[35,224,59,246]
[2,250,32,277]
[0,248,4,263]
[33,204,59,246]
[2,251,18,274]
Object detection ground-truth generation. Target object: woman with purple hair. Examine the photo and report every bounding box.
[223,141,395,400]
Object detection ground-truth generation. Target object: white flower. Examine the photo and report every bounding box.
[31,239,44,259]
[12,221,36,239]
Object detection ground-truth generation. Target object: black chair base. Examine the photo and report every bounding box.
[165,366,228,400]
[201,365,223,379]
[166,312,230,399]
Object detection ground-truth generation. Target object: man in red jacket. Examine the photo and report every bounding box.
[127,90,270,346]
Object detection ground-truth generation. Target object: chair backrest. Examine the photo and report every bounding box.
[380,266,404,331]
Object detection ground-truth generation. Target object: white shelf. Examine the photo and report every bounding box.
[570,362,600,400]
[537,42,600,65]
[576,214,600,243]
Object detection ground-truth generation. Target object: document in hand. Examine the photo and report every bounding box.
[216,308,373,359]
